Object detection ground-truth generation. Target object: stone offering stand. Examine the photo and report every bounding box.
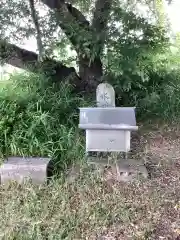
[79,83,148,182]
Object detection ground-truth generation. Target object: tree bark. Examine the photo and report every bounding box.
[78,56,103,93]
[92,0,113,48]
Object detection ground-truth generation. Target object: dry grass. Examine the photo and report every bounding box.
[0,124,180,240]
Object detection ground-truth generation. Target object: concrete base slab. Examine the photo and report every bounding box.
[66,158,148,183]
[88,157,148,182]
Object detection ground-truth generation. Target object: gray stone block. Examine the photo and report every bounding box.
[0,157,52,185]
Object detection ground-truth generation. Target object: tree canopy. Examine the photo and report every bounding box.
[0,0,170,93]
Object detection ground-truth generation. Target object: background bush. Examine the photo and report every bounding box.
[106,36,180,121]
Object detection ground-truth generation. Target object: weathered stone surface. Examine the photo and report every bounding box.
[96,83,115,107]
[0,157,52,185]
[102,159,149,182]
[88,157,148,182]
[66,159,148,184]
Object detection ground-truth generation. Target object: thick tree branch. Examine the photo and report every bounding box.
[41,0,90,50]
[41,0,89,26]
[29,0,44,61]
[0,40,78,81]
[92,0,113,44]
[40,0,104,91]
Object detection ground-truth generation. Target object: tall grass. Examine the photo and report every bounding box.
[0,73,88,168]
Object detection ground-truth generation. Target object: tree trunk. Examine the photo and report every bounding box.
[78,56,103,93]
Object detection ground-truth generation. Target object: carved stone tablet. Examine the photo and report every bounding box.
[96,83,115,107]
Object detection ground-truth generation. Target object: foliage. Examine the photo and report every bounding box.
[1,0,178,105]
[0,0,167,59]
[138,69,180,121]
[0,73,89,167]
[112,47,180,122]
[0,2,180,239]
[99,4,180,121]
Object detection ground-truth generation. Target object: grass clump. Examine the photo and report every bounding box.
[0,72,87,168]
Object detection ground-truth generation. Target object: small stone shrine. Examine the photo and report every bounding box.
[79,83,148,182]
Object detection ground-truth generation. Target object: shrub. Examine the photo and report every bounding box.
[107,45,180,121]
[135,49,180,121]
[137,68,180,121]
